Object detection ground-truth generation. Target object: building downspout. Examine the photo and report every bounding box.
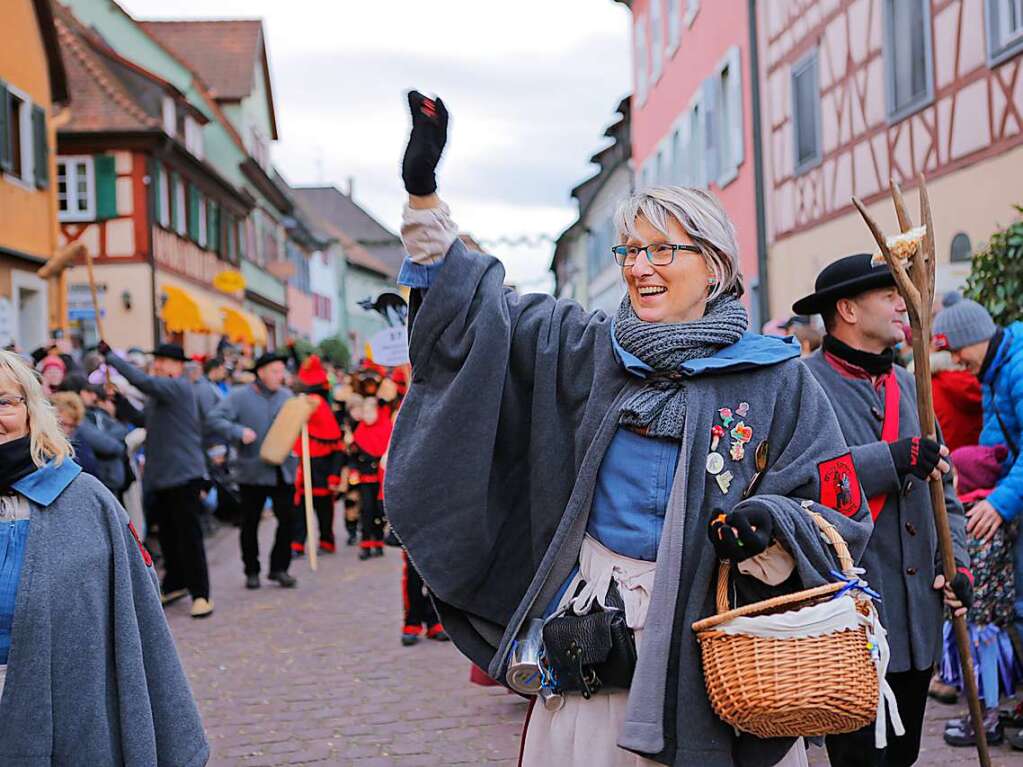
[748,0,770,327]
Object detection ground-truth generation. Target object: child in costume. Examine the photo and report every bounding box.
[291,355,346,555]
[941,444,1023,747]
[348,368,393,560]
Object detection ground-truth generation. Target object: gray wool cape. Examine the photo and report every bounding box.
[804,351,968,672]
[385,241,875,767]
[0,462,208,766]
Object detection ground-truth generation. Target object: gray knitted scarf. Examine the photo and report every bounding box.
[613,294,749,439]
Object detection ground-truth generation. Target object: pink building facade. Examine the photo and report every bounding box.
[757,0,1023,315]
[625,0,764,318]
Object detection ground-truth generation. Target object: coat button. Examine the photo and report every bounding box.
[871,407,883,422]
[902,480,913,497]
[905,522,917,536]
[906,567,917,575]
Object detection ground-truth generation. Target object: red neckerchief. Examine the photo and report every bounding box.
[824,352,901,521]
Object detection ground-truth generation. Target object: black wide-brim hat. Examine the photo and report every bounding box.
[792,253,896,316]
[251,351,287,372]
[150,343,187,362]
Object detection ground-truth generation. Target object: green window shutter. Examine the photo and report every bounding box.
[32,105,48,189]
[208,201,220,254]
[226,215,236,261]
[169,173,178,229]
[0,82,10,172]
[94,154,117,220]
[150,160,161,222]
[188,184,200,242]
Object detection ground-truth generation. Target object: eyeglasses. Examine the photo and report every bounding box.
[611,243,702,267]
[0,396,25,411]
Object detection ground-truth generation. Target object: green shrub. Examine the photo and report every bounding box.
[965,206,1023,325]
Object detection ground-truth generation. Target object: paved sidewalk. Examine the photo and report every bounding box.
[165,519,526,766]
[165,519,1019,765]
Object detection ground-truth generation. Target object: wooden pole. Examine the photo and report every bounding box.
[853,176,990,767]
[301,424,318,572]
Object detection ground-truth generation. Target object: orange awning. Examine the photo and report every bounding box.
[160,284,223,334]
[222,306,268,346]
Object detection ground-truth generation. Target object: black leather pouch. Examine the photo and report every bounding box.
[541,581,637,698]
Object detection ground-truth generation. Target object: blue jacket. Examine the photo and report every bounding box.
[981,321,1023,521]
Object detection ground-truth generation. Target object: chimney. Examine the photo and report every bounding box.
[346,176,355,199]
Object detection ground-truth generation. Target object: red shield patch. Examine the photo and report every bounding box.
[128,521,154,567]
[818,452,862,518]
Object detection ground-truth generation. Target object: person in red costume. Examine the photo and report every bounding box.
[349,369,393,560]
[291,355,346,555]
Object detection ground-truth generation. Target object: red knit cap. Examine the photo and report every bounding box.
[298,354,328,387]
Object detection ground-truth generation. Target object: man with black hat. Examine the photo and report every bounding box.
[207,352,298,590]
[98,341,213,618]
[793,254,971,766]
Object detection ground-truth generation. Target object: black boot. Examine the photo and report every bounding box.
[359,547,372,561]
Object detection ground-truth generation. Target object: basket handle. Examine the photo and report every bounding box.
[715,510,855,615]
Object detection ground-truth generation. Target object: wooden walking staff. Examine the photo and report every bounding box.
[300,424,318,572]
[852,175,990,767]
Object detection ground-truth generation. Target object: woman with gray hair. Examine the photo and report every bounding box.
[0,350,208,765]
[386,93,874,766]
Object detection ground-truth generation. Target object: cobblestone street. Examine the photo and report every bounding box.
[166,520,1019,766]
[164,520,526,766]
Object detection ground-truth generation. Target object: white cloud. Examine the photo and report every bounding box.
[117,0,632,289]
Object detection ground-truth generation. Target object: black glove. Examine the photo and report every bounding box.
[949,566,974,610]
[96,340,112,357]
[708,506,773,562]
[888,437,942,480]
[401,90,448,196]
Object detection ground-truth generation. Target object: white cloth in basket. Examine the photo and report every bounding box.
[715,593,904,748]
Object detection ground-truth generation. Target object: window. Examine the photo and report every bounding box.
[157,164,170,227]
[197,192,208,248]
[714,46,744,187]
[0,84,45,187]
[685,0,700,27]
[650,0,664,83]
[792,50,822,174]
[883,0,933,121]
[174,176,186,236]
[184,117,204,159]
[689,99,705,187]
[667,0,681,56]
[950,232,973,262]
[635,19,649,106]
[56,156,94,221]
[162,96,176,137]
[987,0,1023,65]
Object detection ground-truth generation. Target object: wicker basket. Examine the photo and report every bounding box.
[691,512,879,739]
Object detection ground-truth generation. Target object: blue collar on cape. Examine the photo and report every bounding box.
[610,320,800,379]
[12,459,82,506]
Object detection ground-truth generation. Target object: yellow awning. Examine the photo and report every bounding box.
[160,284,223,334]
[222,306,268,346]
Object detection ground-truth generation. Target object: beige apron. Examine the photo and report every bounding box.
[521,535,808,767]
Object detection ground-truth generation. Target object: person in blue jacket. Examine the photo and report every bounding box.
[934,299,1023,640]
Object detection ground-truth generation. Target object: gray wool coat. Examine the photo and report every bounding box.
[206,382,296,486]
[0,461,208,766]
[804,351,968,672]
[106,354,207,491]
[386,241,874,767]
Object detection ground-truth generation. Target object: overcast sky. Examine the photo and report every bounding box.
[116,0,632,290]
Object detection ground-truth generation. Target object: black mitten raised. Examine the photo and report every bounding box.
[401,90,448,196]
[949,567,974,610]
[888,437,942,480]
[707,506,773,562]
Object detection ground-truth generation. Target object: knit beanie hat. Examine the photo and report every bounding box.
[951,444,1008,495]
[932,299,996,351]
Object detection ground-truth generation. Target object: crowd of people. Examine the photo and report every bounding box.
[4,336,438,635]
[0,88,1020,767]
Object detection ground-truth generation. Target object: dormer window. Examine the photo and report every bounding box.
[161,96,176,137]
[184,117,204,159]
